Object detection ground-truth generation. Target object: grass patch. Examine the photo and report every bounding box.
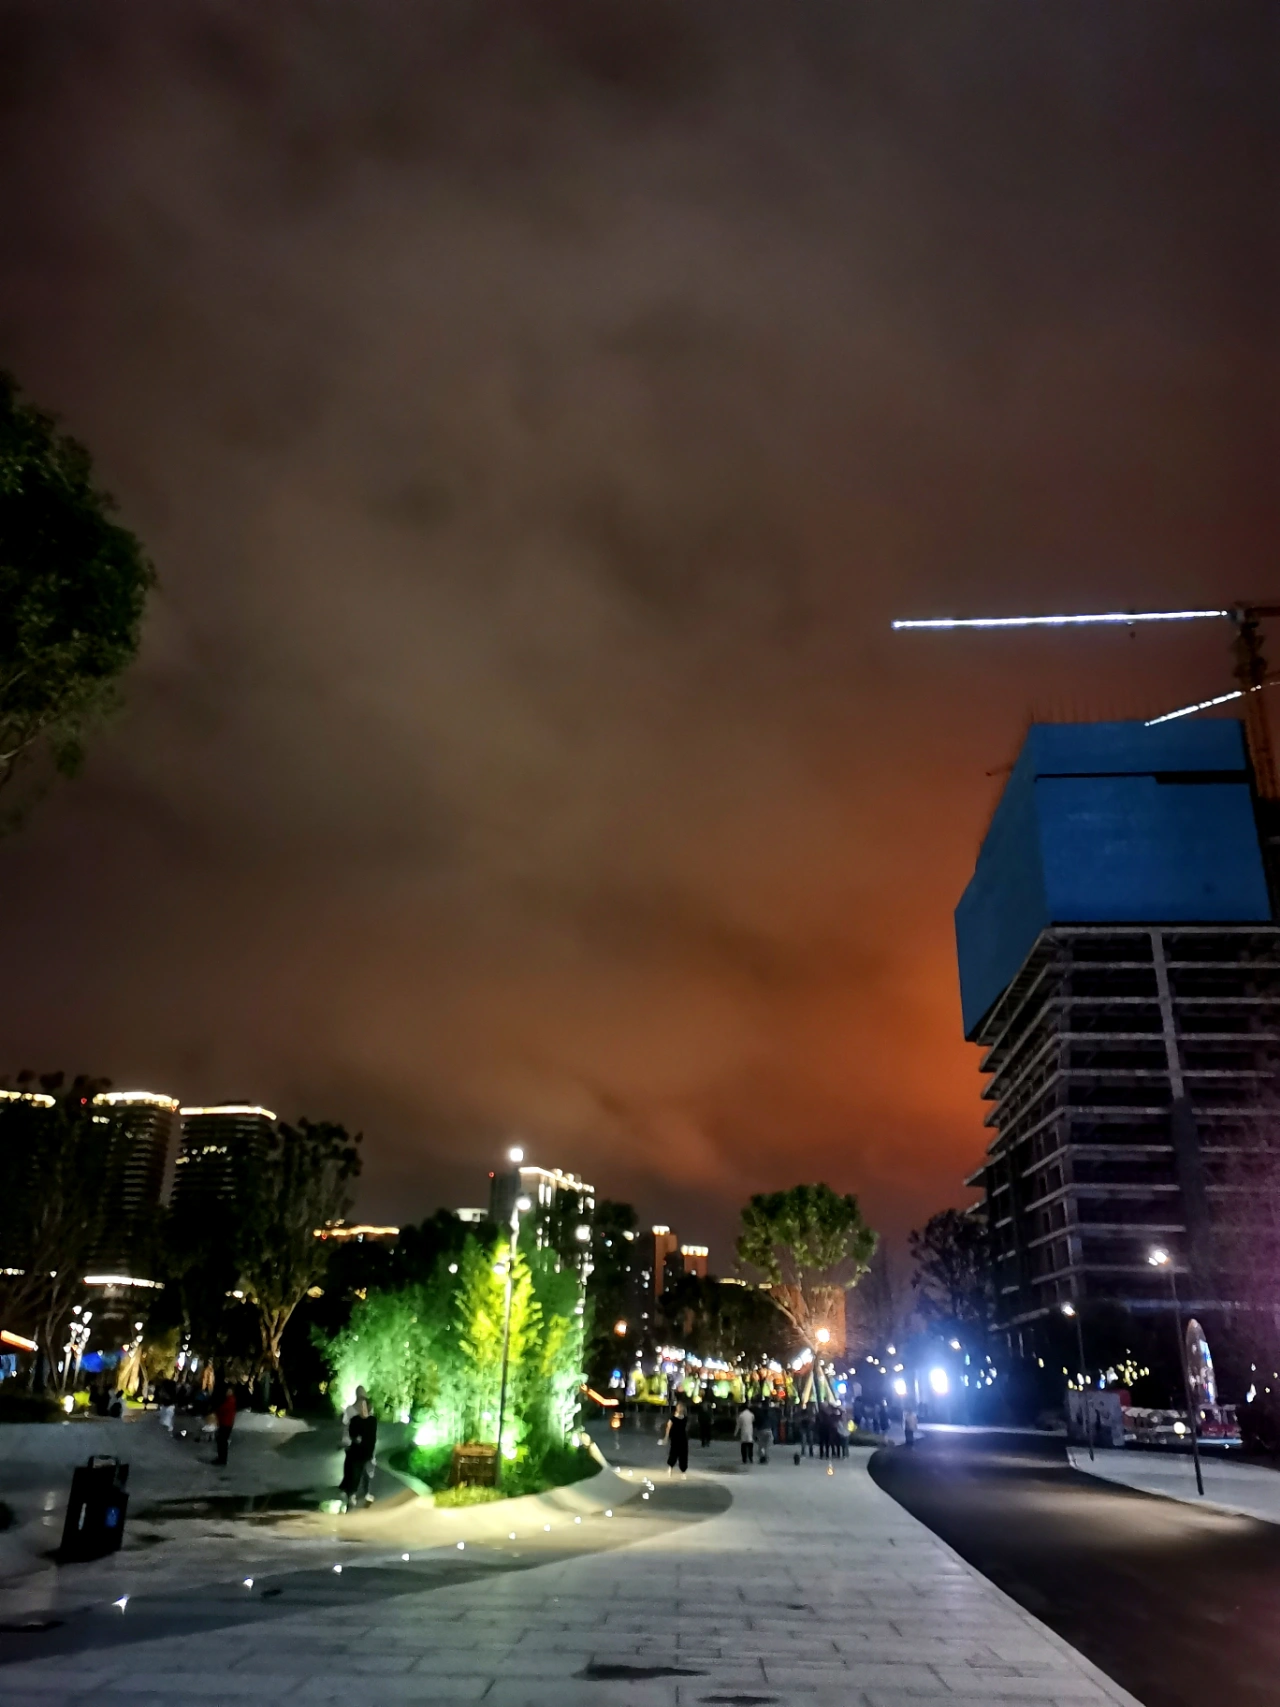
[389,1440,598,1502]
[432,1485,504,1508]
[0,1387,64,1424]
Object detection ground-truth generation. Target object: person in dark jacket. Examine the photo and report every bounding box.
[341,1398,378,1509]
[698,1401,713,1449]
[664,1399,690,1477]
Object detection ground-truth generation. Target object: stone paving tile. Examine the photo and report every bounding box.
[0,1441,1143,1707]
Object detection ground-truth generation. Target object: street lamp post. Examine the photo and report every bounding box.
[1061,1303,1093,1461]
[1148,1247,1204,1497]
[495,1192,532,1486]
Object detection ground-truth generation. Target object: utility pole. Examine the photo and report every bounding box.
[1061,1302,1093,1461]
[495,1192,531,1486]
[1149,1247,1204,1497]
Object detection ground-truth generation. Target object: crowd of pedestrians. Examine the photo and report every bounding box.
[665,1393,888,1476]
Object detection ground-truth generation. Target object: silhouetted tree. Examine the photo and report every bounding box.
[238,1118,362,1409]
[736,1184,876,1357]
[584,1199,639,1384]
[0,1073,113,1382]
[1,373,153,825]
[908,1207,993,1338]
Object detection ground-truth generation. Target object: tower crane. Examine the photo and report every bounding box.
[892,604,1280,800]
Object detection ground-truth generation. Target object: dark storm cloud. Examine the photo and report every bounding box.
[0,2,1276,1252]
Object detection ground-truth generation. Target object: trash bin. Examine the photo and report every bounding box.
[59,1455,129,1562]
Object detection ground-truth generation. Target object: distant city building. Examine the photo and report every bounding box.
[489,1159,596,1283]
[680,1244,709,1281]
[89,1090,178,1276]
[647,1226,680,1298]
[313,1222,399,1243]
[957,720,1280,1349]
[171,1103,277,1219]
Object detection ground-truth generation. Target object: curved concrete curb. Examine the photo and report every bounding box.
[284,1449,645,1547]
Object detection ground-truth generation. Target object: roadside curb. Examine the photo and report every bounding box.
[1066,1445,1280,1528]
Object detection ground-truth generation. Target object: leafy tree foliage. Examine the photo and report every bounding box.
[847,1241,910,1355]
[908,1207,993,1337]
[736,1183,876,1352]
[0,373,153,820]
[323,1228,586,1467]
[238,1119,362,1408]
[0,1073,113,1379]
[657,1273,795,1367]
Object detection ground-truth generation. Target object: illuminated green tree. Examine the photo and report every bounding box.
[455,1234,539,1452]
[325,1284,449,1425]
[521,1247,585,1454]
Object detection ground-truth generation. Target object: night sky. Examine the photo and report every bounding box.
[0,4,1276,1260]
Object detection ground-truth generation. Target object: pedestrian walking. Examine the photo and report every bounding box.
[664,1398,690,1477]
[903,1406,918,1448]
[213,1382,237,1466]
[802,1399,818,1456]
[756,1401,774,1465]
[734,1402,755,1465]
[340,1397,378,1509]
[698,1401,713,1449]
[341,1384,368,1447]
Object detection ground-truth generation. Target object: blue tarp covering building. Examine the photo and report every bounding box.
[955,719,1272,1037]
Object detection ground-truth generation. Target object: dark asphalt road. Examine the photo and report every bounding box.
[870,1430,1280,1707]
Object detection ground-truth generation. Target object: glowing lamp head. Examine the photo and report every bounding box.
[508,1145,524,1164]
[575,1224,590,1242]
[928,1367,949,1396]
[1148,1247,1170,1268]
[815,1328,831,1345]
[515,1195,532,1213]
[1061,1303,1077,1318]
[892,1377,908,1398]
[613,1320,628,1337]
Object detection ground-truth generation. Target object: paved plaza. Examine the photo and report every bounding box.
[0,1422,1143,1707]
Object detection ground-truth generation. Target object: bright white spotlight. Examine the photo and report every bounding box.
[892,1377,908,1397]
[893,609,1228,631]
[928,1367,949,1397]
[508,1145,524,1163]
[1149,1247,1170,1268]
[515,1196,532,1213]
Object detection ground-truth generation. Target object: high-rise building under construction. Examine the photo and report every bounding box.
[956,719,1280,1347]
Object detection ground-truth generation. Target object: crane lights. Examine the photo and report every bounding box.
[892,609,1229,630]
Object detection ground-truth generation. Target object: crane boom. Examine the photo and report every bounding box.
[893,602,1280,799]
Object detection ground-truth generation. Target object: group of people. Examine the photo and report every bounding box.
[663,1394,855,1475]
